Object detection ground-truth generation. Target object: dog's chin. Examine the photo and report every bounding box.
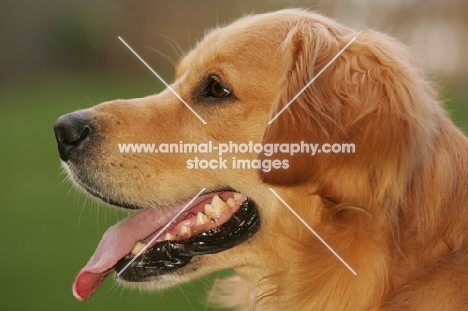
[66,163,261,301]
[116,266,207,292]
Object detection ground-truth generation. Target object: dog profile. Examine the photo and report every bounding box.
[54,9,468,310]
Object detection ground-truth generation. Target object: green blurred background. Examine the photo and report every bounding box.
[1,0,467,310]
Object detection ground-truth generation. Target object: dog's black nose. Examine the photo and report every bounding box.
[53,111,93,161]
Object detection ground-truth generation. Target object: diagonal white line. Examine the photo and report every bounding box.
[118,36,207,125]
[268,188,357,275]
[116,187,207,276]
[268,36,357,125]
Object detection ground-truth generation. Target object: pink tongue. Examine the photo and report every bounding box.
[73,207,177,301]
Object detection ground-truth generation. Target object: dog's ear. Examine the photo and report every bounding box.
[259,20,347,185]
[259,21,438,203]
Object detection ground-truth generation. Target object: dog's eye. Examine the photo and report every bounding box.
[206,77,231,99]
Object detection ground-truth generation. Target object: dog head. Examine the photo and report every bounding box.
[54,9,442,308]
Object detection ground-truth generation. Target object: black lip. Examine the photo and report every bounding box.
[114,198,260,281]
[77,182,142,209]
[81,183,238,211]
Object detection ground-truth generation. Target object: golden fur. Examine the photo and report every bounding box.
[70,9,468,310]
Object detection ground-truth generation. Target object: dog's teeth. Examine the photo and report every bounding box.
[130,241,147,255]
[226,197,236,208]
[233,193,243,201]
[164,233,176,241]
[205,203,215,215]
[180,225,191,236]
[212,195,228,213]
[196,212,210,226]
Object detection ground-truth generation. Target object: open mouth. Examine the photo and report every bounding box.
[72,190,260,301]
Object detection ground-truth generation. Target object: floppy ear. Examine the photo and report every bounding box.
[259,20,348,185]
[259,20,439,205]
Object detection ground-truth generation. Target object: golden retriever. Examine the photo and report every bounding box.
[54,9,468,310]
